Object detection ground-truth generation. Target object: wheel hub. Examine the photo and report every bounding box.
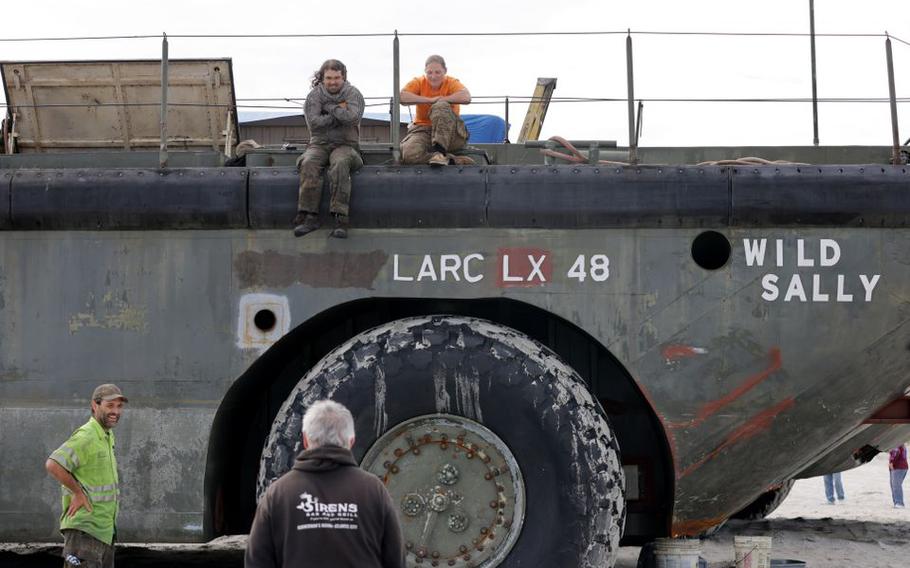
[362,415,525,568]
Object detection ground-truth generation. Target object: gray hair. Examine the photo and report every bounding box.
[425,54,447,70]
[302,400,355,448]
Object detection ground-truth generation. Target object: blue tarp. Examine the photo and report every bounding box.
[462,115,507,143]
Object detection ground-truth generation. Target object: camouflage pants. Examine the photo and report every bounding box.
[400,101,468,164]
[296,143,364,217]
[62,529,114,568]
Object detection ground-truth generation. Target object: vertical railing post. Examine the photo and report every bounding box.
[391,30,401,164]
[809,0,820,146]
[504,97,510,142]
[626,31,638,164]
[886,34,901,165]
[159,33,169,169]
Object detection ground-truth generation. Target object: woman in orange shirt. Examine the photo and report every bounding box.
[399,55,472,166]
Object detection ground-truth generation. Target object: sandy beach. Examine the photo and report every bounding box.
[2,455,907,567]
[617,453,910,567]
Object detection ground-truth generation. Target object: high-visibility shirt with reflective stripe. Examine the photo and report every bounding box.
[49,417,120,545]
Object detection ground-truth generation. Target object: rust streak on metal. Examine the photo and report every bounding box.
[679,397,794,479]
[670,347,782,431]
[234,250,388,289]
[661,344,706,361]
[694,347,782,423]
[671,517,727,538]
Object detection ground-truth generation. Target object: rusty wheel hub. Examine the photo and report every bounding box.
[362,414,525,568]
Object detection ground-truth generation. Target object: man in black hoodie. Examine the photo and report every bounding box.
[245,400,405,568]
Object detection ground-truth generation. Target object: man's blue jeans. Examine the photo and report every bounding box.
[890,468,907,506]
[823,472,845,503]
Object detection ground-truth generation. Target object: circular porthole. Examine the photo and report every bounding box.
[691,230,731,270]
[253,309,277,332]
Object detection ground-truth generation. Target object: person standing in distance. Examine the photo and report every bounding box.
[245,400,405,568]
[46,384,128,568]
[889,443,908,508]
[399,54,472,166]
[293,59,365,239]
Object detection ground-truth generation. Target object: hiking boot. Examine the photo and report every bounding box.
[329,214,349,239]
[452,155,476,166]
[293,213,320,237]
[428,152,449,167]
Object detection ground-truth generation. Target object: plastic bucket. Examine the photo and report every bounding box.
[653,538,702,568]
[734,535,772,568]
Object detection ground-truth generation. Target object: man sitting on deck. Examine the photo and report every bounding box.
[293,59,365,239]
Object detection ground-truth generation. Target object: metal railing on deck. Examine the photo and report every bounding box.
[1,20,909,165]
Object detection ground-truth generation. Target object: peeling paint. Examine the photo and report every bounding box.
[234,249,388,289]
[68,300,147,334]
[433,367,451,414]
[373,366,387,437]
[454,369,482,421]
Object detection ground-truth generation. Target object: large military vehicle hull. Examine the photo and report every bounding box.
[2,162,909,566]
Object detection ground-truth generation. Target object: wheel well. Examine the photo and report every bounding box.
[203,297,673,541]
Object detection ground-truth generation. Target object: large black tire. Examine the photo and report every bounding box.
[730,479,795,520]
[258,315,625,567]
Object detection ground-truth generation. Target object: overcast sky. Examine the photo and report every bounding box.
[1,0,908,146]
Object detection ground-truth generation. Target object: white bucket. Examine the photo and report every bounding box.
[653,538,702,568]
[734,535,772,568]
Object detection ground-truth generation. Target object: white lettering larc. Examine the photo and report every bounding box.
[439,254,462,282]
[463,254,484,283]
[393,255,414,282]
[417,255,439,281]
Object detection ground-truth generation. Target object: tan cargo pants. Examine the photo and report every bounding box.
[400,101,469,165]
[296,143,364,217]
